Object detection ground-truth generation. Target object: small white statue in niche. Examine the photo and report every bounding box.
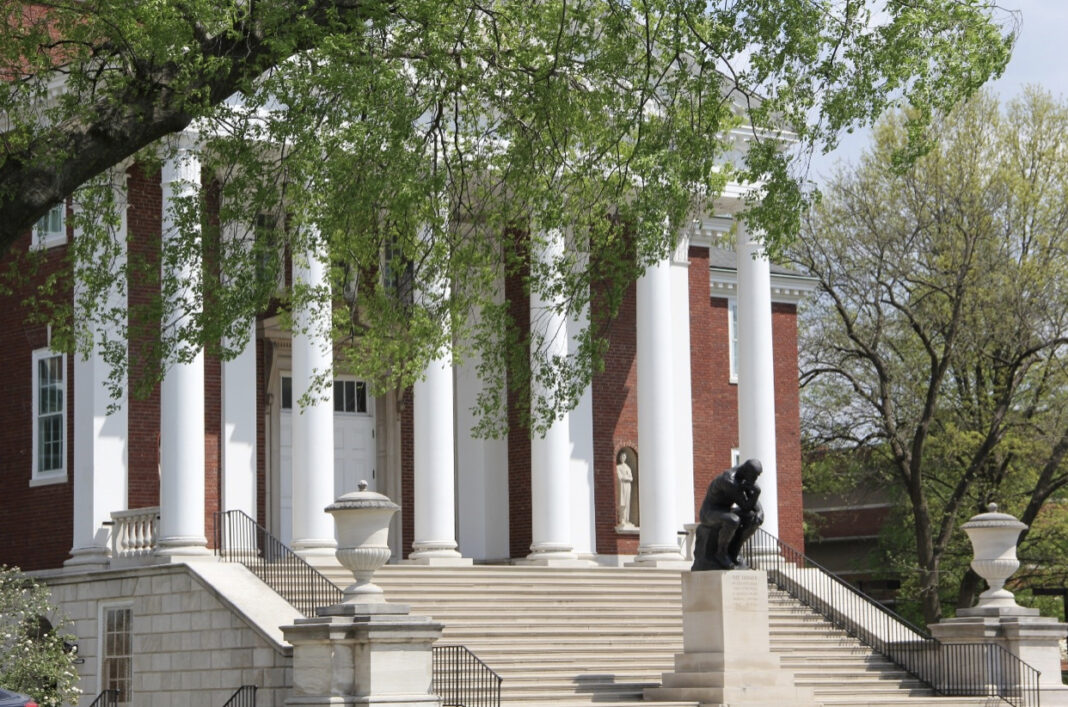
[616,448,639,529]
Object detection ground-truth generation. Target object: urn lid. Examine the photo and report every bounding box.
[325,480,400,512]
[961,503,1026,531]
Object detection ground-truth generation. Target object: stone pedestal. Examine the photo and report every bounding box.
[645,570,814,706]
[282,612,443,706]
[930,612,1068,704]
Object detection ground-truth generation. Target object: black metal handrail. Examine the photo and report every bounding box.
[432,644,503,707]
[87,689,119,707]
[742,528,1041,707]
[214,510,342,617]
[221,685,257,707]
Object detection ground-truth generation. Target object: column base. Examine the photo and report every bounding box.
[64,545,111,570]
[627,543,687,568]
[519,543,594,567]
[407,541,469,565]
[292,541,341,571]
[155,537,212,563]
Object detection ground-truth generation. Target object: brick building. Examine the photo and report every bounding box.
[0,148,813,575]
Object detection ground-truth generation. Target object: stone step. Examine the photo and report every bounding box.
[319,565,975,706]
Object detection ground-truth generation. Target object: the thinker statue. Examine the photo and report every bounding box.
[691,458,764,571]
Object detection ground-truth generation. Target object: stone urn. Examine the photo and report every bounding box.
[961,503,1027,612]
[325,481,399,605]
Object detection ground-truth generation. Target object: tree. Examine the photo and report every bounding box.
[0,566,81,707]
[792,89,1068,623]
[0,1,1015,432]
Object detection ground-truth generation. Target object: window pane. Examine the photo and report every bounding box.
[333,381,344,412]
[355,382,367,413]
[344,381,356,413]
[281,376,292,410]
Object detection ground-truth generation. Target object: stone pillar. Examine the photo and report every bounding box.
[409,354,469,564]
[736,221,779,538]
[68,170,129,568]
[290,228,338,561]
[671,235,696,526]
[929,505,1068,701]
[631,251,686,566]
[221,220,257,520]
[645,571,815,705]
[157,146,209,559]
[525,229,579,564]
[283,614,443,707]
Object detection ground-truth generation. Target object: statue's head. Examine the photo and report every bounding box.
[618,450,628,463]
[737,458,762,486]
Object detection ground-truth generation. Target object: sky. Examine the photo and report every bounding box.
[808,0,1068,182]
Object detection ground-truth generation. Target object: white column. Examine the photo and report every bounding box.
[525,230,579,564]
[736,221,779,538]
[567,277,596,559]
[671,235,696,526]
[221,220,257,520]
[68,172,129,568]
[290,229,338,560]
[456,282,510,561]
[631,249,686,566]
[409,353,469,564]
[157,146,209,558]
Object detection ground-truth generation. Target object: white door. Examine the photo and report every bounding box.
[278,375,375,545]
[332,378,376,494]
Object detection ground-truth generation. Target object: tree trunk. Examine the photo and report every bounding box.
[956,568,983,611]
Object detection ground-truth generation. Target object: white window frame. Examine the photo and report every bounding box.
[30,347,67,486]
[731,448,741,468]
[727,297,739,384]
[98,602,133,705]
[33,203,67,250]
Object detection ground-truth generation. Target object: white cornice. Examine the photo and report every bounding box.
[708,268,816,305]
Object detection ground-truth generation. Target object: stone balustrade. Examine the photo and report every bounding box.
[110,507,160,566]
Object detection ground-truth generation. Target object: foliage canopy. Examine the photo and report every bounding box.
[794,89,1068,622]
[0,0,1015,431]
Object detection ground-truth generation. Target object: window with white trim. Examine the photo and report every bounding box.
[31,348,66,485]
[334,380,368,414]
[33,203,66,249]
[100,604,132,704]
[731,448,741,468]
[728,297,739,383]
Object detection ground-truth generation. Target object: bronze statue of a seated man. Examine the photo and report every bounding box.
[691,458,764,571]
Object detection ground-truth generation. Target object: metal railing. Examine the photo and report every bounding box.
[741,528,1041,707]
[432,644,502,707]
[222,685,257,707]
[214,510,342,617]
[87,689,119,707]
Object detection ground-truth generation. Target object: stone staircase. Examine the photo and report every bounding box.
[317,564,1004,707]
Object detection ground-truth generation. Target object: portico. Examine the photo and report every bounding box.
[63,154,807,571]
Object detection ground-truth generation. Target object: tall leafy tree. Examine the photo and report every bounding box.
[0,1,1015,431]
[793,90,1068,623]
[0,566,80,707]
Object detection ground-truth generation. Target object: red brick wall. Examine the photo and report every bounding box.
[506,269,532,559]
[256,338,267,526]
[689,247,739,518]
[0,227,75,570]
[773,301,804,551]
[400,388,414,558]
[591,280,639,556]
[204,353,221,548]
[126,163,162,510]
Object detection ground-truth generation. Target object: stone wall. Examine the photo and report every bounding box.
[42,563,292,707]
